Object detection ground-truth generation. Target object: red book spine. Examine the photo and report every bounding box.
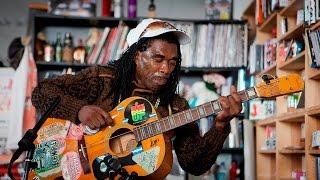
[102,0,112,16]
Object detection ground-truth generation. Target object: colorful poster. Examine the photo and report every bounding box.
[0,68,15,154]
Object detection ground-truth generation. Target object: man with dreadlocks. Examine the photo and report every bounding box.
[31,19,242,178]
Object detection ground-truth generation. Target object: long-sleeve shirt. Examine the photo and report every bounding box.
[31,65,230,176]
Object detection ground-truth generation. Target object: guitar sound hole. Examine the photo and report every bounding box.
[109,128,137,155]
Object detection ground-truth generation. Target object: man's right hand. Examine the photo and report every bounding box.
[78,105,113,129]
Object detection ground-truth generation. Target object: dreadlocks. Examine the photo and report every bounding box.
[108,33,182,106]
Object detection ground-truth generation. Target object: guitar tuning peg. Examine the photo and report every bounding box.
[261,74,276,84]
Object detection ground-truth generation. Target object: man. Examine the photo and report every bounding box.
[31,18,242,178]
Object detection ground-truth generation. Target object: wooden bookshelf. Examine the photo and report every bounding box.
[242,0,256,45]
[309,149,320,155]
[242,0,255,17]
[278,23,304,41]
[277,109,305,123]
[279,0,304,16]
[307,105,320,117]
[257,64,277,77]
[311,21,320,30]
[279,149,305,154]
[248,1,320,179]
[259,150,276,154]
[278,51,305,70]
[256,117,276,126]
[308,67,320,80]
[259,12,278,33]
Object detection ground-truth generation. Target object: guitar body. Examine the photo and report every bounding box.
[28,97,172,180]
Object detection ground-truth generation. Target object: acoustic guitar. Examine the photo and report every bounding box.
[28,74,304,180]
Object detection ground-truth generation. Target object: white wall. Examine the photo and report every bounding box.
[0,0,252,65]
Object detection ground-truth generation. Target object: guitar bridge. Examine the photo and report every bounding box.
[78,137,91,174]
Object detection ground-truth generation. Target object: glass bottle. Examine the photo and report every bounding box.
[44,41,54,62]
[55,32,63,63]
[62,32,74,63]
[147,0,156,18]
[73,39,86,64]
[128,0,137,18]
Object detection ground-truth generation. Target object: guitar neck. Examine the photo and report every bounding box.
[133,87,258,142]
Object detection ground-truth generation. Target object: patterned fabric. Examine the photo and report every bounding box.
[31,65,230,176]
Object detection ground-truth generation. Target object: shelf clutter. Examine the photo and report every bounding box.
[32,14,247,79]
[243,0,320,179]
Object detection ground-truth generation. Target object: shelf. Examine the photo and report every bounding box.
[279,149,305,154]
[279,0,304,16]
[36,61,92,71]
[278,51,305,71]
[259,150,276,154]
[33,13,246,27]
[277,109,305,123]
[310,21,320,31]
[36,61,245,74]
[307,105,320,117]
[242,0,256,17]
[256,117,276,126]
[180,66,245,73]
[257,64,277,77]
[308,67,320,80]
[221,147,244,154]
[309,149,320,155]
[278,23,304,41]
[258,12,278,33]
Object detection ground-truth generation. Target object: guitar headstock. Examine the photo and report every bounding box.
[255,74,304,98]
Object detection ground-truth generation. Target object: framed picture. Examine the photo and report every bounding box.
[205,0,233,20]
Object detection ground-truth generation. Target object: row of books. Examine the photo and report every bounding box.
[305,26,320,68]
[86,21,246,68]
[174,22,246,68]
[87,22,129,65]
[256,0,291,26]
[248,39,277,74]
[304,0,320,25]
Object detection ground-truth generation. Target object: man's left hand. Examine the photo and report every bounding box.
[215,85,242,130]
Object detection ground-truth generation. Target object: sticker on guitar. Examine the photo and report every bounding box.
[33,139,65,177]
[36,122,69,143]
[132,146,160,174]
[61,152,82,180]
[125,98,153,125]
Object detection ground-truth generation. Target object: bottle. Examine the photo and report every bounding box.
[73,39,86,64]
[44,41,54,62]
[229,161,238,180]
[35,32,47,61]
[147,0,156,18]
[113,0,122,18]
[62,32,74,63]
[55,32,63,63]
[128,0,137,18]
[216,162,227,180]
